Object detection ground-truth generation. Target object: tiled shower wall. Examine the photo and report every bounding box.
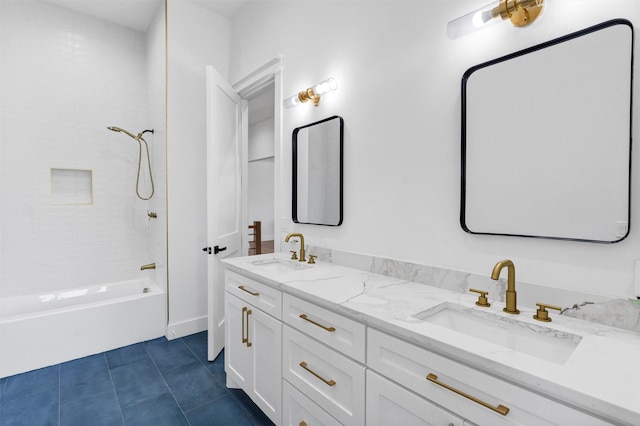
[146,4,168,297]
[0,0,162,297]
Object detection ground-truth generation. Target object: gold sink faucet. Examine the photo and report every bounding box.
[490,259,519,314]
[285,233,306,262]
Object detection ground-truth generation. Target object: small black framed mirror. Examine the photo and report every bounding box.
[292,115,344,226]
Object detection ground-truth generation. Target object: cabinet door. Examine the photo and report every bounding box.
[249,306,282,425]
[367,370,465,426]
[225,293,252,389]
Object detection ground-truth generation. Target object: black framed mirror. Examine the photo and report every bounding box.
[461,19,633,243]
[292,115,344,226]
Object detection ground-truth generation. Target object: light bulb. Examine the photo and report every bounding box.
[447,1,499,40]
[283,94,302,109]
[313,78,337,96]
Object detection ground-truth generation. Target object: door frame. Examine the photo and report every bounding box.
[233,55,284,255]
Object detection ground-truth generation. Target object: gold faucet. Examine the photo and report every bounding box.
[490,259,519,314]
[140,263,156,270]
[285,233,306,262]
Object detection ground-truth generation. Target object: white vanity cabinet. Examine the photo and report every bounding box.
[225,271,282,425]
[367,328,615,426]
[282,294,366,426]
[222,259,631,426]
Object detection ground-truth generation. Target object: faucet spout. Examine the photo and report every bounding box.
[284,233,306,262]
[141,263,156,271]
[490,259,519,314]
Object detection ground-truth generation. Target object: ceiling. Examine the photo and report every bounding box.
[41,0,272,122]
[42,0,248,33]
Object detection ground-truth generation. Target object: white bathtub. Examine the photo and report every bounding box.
[0,279,165,378]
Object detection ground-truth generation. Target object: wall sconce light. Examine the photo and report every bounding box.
[447,0,544,40]
[284,77,337,108]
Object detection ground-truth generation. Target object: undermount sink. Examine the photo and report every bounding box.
[414,302,582,364]
[250,258,311,273]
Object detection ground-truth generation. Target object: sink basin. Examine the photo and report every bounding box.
[250,258,311,273]
[414,302,582,364]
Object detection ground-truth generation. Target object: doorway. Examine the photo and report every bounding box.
[233,56,283,257]
[246,83,275,255]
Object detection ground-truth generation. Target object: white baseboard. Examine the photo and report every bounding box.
[166,315,207,340]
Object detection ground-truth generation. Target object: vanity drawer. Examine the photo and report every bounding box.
[282,380,341,426]
[283,293,366,363]
[367,328,612,426]
[366,369,467,426]
[283,325,365,426]
[226,270,282,319]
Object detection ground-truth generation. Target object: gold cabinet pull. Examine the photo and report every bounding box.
[427,373,509,416]
[245,308,252,347]
[241,306,252,347]
[241,307,248,344]
[299,314,336,332]
[299,361,336,386]
[238,285,259,296]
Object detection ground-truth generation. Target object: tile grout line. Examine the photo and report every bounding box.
[58,364,61,426]
[179,337,239,415]
[104,353,127,426]
[181,337,266,425]
[143,338,193,425]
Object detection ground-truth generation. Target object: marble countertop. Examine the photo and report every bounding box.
[222,253,640,425]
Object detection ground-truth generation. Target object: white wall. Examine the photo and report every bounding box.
[229,0,640,299]
[166,0,231,337]
[0,0,151,297]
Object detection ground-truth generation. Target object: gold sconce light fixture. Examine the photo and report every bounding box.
[284,77,337,108]
[448,0,544,40]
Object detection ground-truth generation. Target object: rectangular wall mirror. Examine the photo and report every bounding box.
[293,115,344,226]
[461,19,633,243]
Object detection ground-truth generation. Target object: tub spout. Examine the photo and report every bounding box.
[141,263,156,271]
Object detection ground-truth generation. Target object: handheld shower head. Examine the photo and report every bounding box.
[107,126,139,140]
[107,125,156,200]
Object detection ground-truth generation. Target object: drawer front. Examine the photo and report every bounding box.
[283,325,365,426]
[283,380,341,426]
[226,270,282,319]
[366,370,465,426]
[368,328,611,426]
[283,293,366,363]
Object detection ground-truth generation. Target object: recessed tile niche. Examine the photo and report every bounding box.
[50,168,93,205]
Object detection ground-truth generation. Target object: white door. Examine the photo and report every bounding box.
[206,65,243,361]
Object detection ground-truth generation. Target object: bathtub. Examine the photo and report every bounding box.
[0,279,165,378]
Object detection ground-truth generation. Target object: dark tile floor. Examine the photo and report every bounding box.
[0,332,275,426]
